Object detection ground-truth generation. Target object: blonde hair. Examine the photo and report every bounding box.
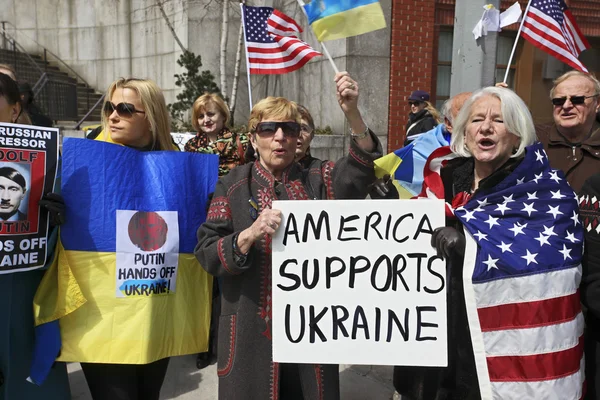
[451,87,536,158]
[424,101,443,124]
[550,71,600,98]
[0,64,17,81]
[101,78,173,151]
[248,96,301,132]
[191,93,230,132]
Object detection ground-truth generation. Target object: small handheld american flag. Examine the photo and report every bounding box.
[241,5,322,75]
[521,0,590,72]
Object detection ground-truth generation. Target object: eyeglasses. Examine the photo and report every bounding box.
[300,124,313,135]
[551,94,599,107]
[408,101,423,106]
[254,122,301,139]
[103,101,146,117]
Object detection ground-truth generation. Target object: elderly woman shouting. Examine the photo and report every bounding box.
[396,87,585,400]
[195,72,381,400]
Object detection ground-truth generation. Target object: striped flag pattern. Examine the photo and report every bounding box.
[521,0,590,72]
[242,5,321,74]
[420,143,585,399]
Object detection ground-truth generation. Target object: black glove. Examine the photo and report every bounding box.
[369,174,399,199]
[39,192,65,227]
[431,227,465,259]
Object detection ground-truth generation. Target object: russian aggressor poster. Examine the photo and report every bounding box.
[0,122,58,274]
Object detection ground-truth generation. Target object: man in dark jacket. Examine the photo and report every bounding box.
[536,71,600,193]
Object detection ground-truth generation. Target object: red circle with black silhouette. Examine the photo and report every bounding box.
[127,211,168,251]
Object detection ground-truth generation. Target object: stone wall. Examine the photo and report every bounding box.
[1,0,391,152]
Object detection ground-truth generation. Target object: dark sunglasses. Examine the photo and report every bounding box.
[255,122,301,138]
[103,101,146,117]
[408,101,423,106]
[551,94,598,107]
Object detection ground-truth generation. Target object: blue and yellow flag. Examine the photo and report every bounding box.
[302,0,387,41]
[34,138,218,365]
[374,124,449,199]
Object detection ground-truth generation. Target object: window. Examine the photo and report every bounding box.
[434,32,518,109]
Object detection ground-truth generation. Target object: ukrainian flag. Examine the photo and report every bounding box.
[302,0,387,42]
[374,124,449,199]
[33,138,218,365]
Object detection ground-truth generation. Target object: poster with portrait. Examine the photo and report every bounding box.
[0,122,59,274]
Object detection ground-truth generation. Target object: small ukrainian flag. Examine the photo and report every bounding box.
[302,0,387,42]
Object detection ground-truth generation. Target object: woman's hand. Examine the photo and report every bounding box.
[431,227,465,259]
[368,174,399,199]
[39,192,65,226]
[236,208,282,254]
[335,72,359,116]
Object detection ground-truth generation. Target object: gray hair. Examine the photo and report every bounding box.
[441,98,453,123]
[450,87,537,158]
[550,70,600,99]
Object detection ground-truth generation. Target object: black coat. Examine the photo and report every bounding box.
[405,109,437,145]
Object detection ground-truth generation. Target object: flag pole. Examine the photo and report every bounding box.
[503,0,533,84]
[240,2,253,110]
[296,0,340,74]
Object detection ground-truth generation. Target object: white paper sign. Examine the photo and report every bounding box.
[116,210,179,298]
[272,199,447,366]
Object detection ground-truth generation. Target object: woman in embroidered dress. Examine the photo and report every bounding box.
[394,86,585,400]
[194,72,382,400]
[184,93,248,177]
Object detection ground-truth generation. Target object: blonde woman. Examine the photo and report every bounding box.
[405,90,442,145]
[80,78,175,400]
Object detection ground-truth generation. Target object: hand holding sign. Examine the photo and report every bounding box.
[237,208,282,254]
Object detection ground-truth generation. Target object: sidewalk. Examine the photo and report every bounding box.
[68,357,396,400]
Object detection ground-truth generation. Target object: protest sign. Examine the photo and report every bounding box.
[272,199,447,366]
[0,122,58,274]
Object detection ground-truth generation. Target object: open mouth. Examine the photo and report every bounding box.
[478,138,496,149]
[273,148,287,156]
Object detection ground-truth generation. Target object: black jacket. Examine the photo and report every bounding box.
[405,109,437,146]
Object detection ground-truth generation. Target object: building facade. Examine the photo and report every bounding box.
[387,0,600,151]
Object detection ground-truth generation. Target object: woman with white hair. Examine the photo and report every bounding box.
[395,87,585,399]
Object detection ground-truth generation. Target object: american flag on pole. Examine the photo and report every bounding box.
[242,5,321,74]
[421,143,585,398]
[521,0,590,72]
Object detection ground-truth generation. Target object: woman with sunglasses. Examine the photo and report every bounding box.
[0,72,70,400]
[195,72,381,400]
[73,78,175,400]
[405,90,442,146]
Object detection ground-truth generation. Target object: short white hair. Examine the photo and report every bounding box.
[441,98,453,122]
[450,87,537,158]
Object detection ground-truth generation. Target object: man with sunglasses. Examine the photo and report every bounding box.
[537,70,600,192]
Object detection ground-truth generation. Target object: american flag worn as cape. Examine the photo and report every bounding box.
[422,143,585,399]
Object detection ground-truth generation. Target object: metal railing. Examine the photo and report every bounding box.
[0,21,102,122]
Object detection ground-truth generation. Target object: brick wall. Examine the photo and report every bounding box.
[387,0,437,152]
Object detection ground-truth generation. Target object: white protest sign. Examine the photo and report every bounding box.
[115,210,179,297]
[272,199,447,366]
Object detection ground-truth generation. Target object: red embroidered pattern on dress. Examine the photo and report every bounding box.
[270,362,280,400]
[257,187,274,340]
[314,365,324,400]
[207,196,231,221]
[218,238,238,275]
[217,315,237,376]
[285,179,310,200]
[321,162,335,200]
[349,146,371,167]
[579,194,600,233]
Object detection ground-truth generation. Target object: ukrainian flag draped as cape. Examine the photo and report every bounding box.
[33,138,218,365]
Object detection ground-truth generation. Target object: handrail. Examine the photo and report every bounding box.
[75,93,105,130]
[0,28,45,77]
[0,21,93,90]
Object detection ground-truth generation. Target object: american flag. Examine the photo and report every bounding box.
[521,0,590,72]
[422,143,585,398]
[242,5,321,75]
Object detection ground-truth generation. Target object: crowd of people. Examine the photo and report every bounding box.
[0,57,599,400]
